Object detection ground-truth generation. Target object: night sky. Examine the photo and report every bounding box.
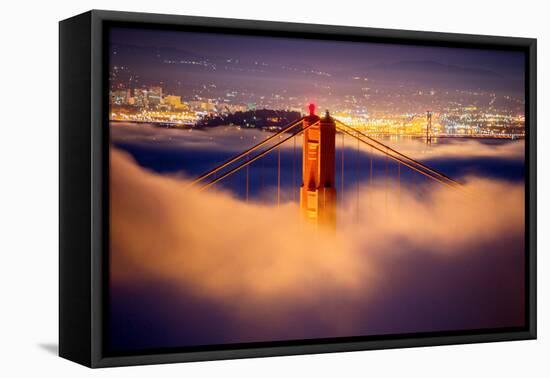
[109,26,526,105]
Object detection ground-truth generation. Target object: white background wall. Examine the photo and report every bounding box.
[0,0,547,376]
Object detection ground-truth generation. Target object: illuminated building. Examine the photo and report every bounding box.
[110,89,130,105]
[164,95,189,111]
[188,100,216,112]
[134,88,148,108]
[147,86,163,107]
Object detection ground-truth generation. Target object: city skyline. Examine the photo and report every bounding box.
[109,27,525,136]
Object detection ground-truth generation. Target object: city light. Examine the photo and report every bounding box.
[109,84,524,138]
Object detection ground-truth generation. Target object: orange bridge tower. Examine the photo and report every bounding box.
[300,104,337,227]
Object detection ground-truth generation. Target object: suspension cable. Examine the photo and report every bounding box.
[397,161,401,204]
[370,146,373,185]
[341,131,345,206]
[385,152,389,212]
[293,135,296,202]
[189,117,304,186]
[199,121,319,191]
[277,145,281,207]
[356,131,359,219]
[245,154,249,203]
[261,158,264,192]
[335,119,461,187]
[336,125,463,191]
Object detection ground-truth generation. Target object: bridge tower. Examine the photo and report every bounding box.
[426,110,433,144]
[300,104,337,227]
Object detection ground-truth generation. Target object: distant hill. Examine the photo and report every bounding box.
[197,109,302,128]
[362,60,523,93]
[371,60,502,78]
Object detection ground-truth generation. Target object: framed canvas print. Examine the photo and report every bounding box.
[59,10,536,368]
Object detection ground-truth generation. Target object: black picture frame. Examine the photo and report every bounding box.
[59,9,537,368]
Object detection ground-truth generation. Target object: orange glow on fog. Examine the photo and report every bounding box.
[110,147,524,313]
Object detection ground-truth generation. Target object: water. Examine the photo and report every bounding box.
[111,122,525,205]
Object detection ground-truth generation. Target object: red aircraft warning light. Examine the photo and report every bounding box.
[308,103,316,116]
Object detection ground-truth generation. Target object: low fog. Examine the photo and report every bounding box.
[109,147,525,350]
[110,122,525,159]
